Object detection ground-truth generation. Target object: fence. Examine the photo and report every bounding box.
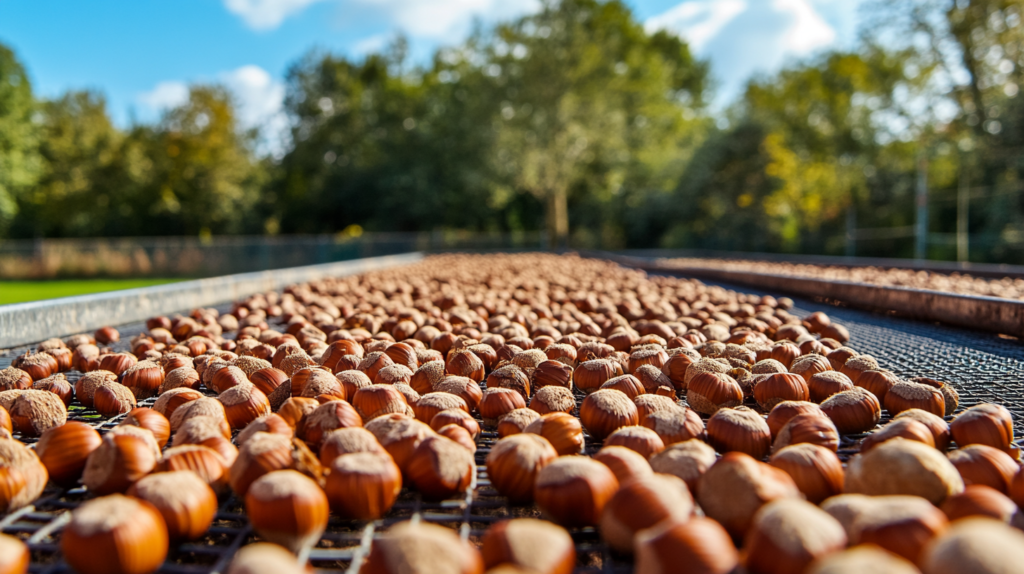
[0,231,546,279]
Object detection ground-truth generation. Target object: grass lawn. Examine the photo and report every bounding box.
[0,278,184,305]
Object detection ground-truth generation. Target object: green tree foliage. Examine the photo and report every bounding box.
[0,43,40,234]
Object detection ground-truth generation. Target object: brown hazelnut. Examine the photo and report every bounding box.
[364,413,433,471]
[820,387,881,435]
[276,396,319,428]
[319,426,387,465]
[534,456,619,527]
[82,426,161,494]
[482,519,574,574]
[61,494,167,574]
[529,386,575,416]
[74,370,116,408]
[249,367,289,396]
[633,394,679,424]
[580,389,639,440]
[479,388,526,427]
[487,364,531,401]
[790,354,832,384]
[31,373,73,407]
[639,406,705,446]
[497,408,541,438]
[661,353,697,391]
[706,406,772,459]
[845,438,965,505]
[950,403,1015,454]
[743,498,847,574]
[325,452,401,519]
[805,546,920,574]
[948,444,1018,493]
[335,370,372,399]
[94,381,137,417]
[352,384,409,421]
[410,361,446,395]
[524,412,585,455]
[98,352,137,377]
[649,439,716,493]
[434,376,483,412]
[120,360,164,400]
[0,438,48,512]
[603,426,666,459]
[772,413,839,453]
[686,372,742,415]
[634,517,739,574]
[941,485,1024,528]
[0,367,31,392]
[600,374,646,399]
[766,401,825,438]
[246,470,328,554]
[807,371,854,404]
[826,494,948,566]
[861,418,936,452]
[359,521,483,574]
[120,407,171,447]
[0,532,29,573]
[36,421,102,486]
[885,380,945,417]
[159,366,201,394]
[592,445,654,484]
[229,432,322,496]
[895,408,952,451]
[753,373,810,411]
[129,471,217,540]
[600,474,694,553]
[431,408,480,438]
[697,452,801,538]
[921,518,1024,574]
[769,443,844,503]
[855,369,899,403]
[298,400,362,451]
[406,434,474,500]
[573,359,618,394]
[156,444,230,491]
[486,434,558,503]
[12,351,58,381]
[446,349,485,381]
[8,389,67,436]
[827,347,861,372]
[532,360,574,391]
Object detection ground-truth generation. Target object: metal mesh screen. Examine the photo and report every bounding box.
[3,274,1024,573]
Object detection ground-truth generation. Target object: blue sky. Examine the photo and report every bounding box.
[0,0,865,151]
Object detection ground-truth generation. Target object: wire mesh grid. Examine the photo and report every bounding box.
[4,275,1024,573]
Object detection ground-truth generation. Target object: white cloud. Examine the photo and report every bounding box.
[354,0,539,39]
[352,33,391,56]
[223,0,324,30]
[775,0,835,54]
[645,0,747,51]
[138,81,190,112]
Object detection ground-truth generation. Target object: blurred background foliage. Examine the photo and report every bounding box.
[4,0,1024,262]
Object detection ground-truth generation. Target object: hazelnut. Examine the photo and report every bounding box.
[921,518,1024,574]
[61,494,168,574]
[634,517,739,574]
[769,443,844,503]
[446,349,485,381]
[942,484,1024,527]
[298,400,362,451]
[497,408,541,438]
[246,470,329,554]
[639,406,705,446]
[600,374,646,398]
[229,432,322,496]
[479,387,526,426]
[94,326,121,344]
[600,473,694,554]
[359,521,483,574]
[686,372,742,415]
[173,415,231,446]
[751,359,787,376]
[805,546,920,574]
[325,452,401,519]
[226,543,304,574]
[895,408,952,451]
[580,389,639,440]
[336,370,373,399]
[159,366,201,394]
[98,352,138,377]
[411,361,446,395]
[486,434,558,503]
[352,385,409,421]
[766,401,825,438]
[592,445,653,484]
[482,519,574,574]
[276,397,319,428]
[744,499,847,573]
[94,381,137,417]
[950,403,1015,454]
[855,369,899,403]
[406,434,474,500]
[413,392,469,423]
[249,367,289,396]
[807,371,854,404]
[31,373,73,407]
[861,418,936,452]
[120,407,171,447]
[0,438,48,512]
[35,421,102,486]
[8,389,67,436]
[431,409,480,439]
[487,364,531,401]
[633,394,679,424]
[772,413,839,453]
[120,360,164,400]
[12,351,58,381]
[0,533,28,573]
[434,376,483,412]
[845,439,965,505]
[364,413,433,471]
[573,359,618,394]
[529,386,575,416]
[532,360,574,391]
[319,426,386,465]
[649,439,716,493]
[152,388,202,422]
[885,380,945,417]
[820,388,881,435]
[129,471,217,540]
[825,346,859,371]
[603,426,666,459]
[683,357,731,389]
[0,367,31,392]
[82,426,161,494]
[697,452,801,538]
[790,354,832,384]
[72,344,101,373]
[948,444,1018,493]
[534,456,619,527]
[754,373,810,412]
[661,353,697,390]
[156,444,230,492]
[524,412,585,456]
[828,495,948,566]
[74,370,116,408]
[374,364,414,386]
[706,406,772,459]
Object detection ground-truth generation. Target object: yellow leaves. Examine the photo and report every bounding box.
[736,193,753,208]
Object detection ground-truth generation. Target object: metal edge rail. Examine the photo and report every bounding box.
[0,252,425,348]
[591,251,1024,339]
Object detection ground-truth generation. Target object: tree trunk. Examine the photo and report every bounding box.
[546,188,569,250]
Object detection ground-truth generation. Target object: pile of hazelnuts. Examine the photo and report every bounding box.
[0,252,1022,574]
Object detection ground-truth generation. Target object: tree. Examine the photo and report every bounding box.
[0,43,39,235]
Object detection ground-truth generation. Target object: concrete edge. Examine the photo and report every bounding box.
[594,252,1024,338]
[0,252,425,348]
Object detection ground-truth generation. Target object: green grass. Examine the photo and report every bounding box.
[0,278,184,305]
